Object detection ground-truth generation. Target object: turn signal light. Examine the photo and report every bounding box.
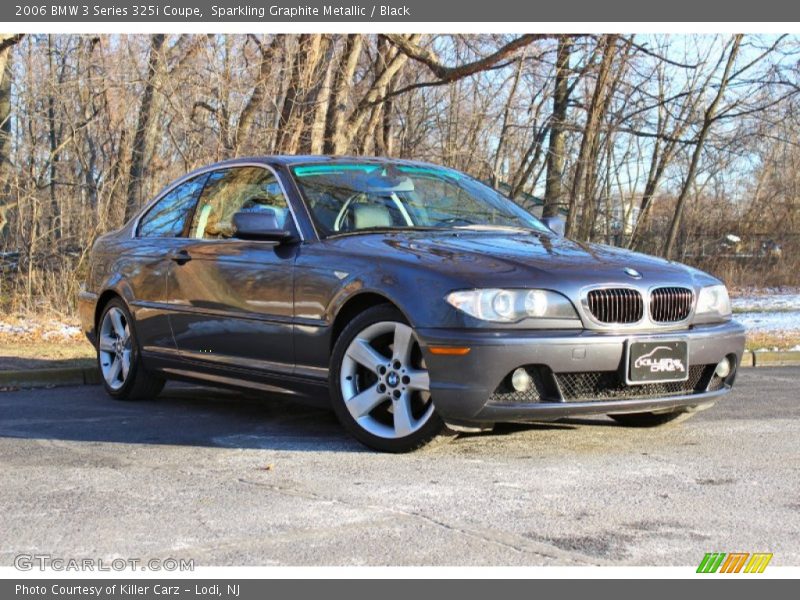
[428,346,471,356]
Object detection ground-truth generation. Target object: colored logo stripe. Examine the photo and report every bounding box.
[744,553,773,573]
[697,552,773,573]
[697,553,726,573]
[720,553,749,573]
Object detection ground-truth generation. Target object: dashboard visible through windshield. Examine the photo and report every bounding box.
[289,162,549,237]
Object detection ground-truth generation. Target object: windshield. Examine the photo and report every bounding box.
[289,162,549,237]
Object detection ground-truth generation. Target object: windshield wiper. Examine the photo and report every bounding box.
[452,224,538,234]
[326,226,443,238]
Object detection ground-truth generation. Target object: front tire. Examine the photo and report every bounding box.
[329,305,445,452]
[97,298,164,401]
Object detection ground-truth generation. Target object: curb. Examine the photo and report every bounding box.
[0,367,101,389]
[746,350,800,368]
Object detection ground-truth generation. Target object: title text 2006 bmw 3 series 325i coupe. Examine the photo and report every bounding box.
[79,156,745,452]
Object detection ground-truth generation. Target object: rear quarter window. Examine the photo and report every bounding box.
[138,174,209,238]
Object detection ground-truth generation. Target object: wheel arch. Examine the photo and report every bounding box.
[330,291,410,351]
[94,290,121,331]
[94,285,136,333]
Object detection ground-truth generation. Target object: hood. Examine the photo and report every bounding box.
[329,230,717,289]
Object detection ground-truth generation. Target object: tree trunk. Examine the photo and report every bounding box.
[543,36,572,218]
[491,56,524,188]
[340,35,420,153]
[627,61,699,250]
[0,35,23,241]
[236,36,280,153]
[578,37,631,241]
[565,35,617,237]
[324,34,363,154]
[277,34,325,154]
[361,39,398,155]
[663,35,742,259]
[47,35,62,240]
[510,124,548,199]
[124,34,166,223]
[310,37,336,154]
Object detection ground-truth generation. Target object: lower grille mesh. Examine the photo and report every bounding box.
[488,365,716,405]
[705,373,726,392]
[487,367,548,404]
[555,365,708,402]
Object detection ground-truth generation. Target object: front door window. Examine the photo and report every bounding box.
[189,167,291,240]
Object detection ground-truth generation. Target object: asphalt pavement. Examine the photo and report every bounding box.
[0,367,798,566]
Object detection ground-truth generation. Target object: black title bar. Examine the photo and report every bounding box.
[4,0,800,22]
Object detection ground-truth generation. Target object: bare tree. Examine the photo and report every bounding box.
[543,36,572,217]
[565,35,619,237]
[491,55,525,187]
[663,35,742,258]
[2,33,799,314]
[0,34,23,240]
[324,34,364,154]
[125,35,201,222]
[235,35,280,152]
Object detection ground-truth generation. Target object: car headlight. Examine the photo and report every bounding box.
[694,284,732,323]
[445,289,579,323]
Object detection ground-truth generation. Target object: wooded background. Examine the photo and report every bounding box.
[1,33,799,316]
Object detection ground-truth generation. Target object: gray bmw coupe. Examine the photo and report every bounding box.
[79,156,745,452]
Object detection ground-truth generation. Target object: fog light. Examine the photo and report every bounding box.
[511,368,532,392]
[715,357,732,379]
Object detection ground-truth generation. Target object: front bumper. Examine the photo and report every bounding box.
[77,290,99,344]
[417,321,745,425]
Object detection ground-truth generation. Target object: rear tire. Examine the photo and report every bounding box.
[97,298,165,401]
[329,304,446,452]
[609,409,697,428]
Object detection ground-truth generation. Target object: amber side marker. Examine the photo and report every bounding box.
[428,346,471,356]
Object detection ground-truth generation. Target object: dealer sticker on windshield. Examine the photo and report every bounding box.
[627,340,689,384]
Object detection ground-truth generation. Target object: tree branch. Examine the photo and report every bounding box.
[380,33,555,82]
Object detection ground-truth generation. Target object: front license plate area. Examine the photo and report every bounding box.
[627,340,689,384]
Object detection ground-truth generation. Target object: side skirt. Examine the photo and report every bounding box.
[141,350,331,408]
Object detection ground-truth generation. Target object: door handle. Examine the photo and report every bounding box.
[169,249,192,265]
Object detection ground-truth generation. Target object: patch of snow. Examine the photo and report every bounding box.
[41,325,81,339]
[0,322,32,335]
[730,290,800,333]
[731,293,800,313]
[734,311,800,333]
[0,319,83,339]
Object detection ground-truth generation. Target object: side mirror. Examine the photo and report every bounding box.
[232,210,295,243]
[541,215,566,236]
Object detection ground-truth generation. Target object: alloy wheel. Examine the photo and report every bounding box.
[340,321,433,439]
[98,306,132,391]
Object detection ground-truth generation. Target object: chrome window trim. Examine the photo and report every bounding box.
[131,162,306,242]
[281,162,322,240]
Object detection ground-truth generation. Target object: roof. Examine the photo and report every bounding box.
[210,155,441,168]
